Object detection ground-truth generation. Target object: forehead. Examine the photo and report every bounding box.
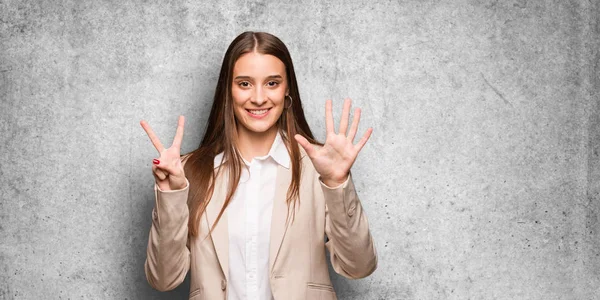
[233,52,285,76]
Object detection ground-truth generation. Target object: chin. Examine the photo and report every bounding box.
[243,122,278,134]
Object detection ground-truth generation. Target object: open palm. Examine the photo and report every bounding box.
[295,98,372,187]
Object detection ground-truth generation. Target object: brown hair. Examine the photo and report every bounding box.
[183,31,321,237]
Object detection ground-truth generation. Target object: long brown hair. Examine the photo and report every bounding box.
[183,31,321,237]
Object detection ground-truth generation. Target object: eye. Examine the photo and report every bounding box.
[267,81,279,87]
[238,81,250,88]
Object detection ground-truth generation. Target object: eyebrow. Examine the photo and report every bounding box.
[234,75,284,81]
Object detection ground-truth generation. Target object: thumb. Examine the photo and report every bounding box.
[294,134,316,158]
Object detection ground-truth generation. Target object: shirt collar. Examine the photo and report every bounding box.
[213,131,290,169]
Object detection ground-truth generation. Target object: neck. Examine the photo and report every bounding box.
[236,124,279,162]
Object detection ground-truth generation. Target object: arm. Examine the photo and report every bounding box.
[144,179,191,291]
[140,117,190,291]
[294,98,376,278]
[321,174,377,279]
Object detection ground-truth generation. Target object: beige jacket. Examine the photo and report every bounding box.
[144,149,377,300]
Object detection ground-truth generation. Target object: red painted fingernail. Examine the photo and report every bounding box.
[152,159,160,165]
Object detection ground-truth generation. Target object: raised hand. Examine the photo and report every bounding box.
[294,98,373,187]
[140,116,187,191]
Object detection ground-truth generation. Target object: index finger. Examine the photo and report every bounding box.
[325,99,334,134]
[172,115,185,148]
[140,120,165,153]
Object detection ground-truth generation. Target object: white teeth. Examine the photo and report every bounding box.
[248,109,268,115]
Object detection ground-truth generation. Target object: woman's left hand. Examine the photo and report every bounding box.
[295,98,373,187]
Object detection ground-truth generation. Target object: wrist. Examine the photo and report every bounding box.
[169,183,186,190]
[320,174,348,188]
[169,178,187,190]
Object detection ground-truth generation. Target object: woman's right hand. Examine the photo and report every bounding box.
[140,116,187,191]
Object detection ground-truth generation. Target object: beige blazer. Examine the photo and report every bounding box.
[144,149,377,300]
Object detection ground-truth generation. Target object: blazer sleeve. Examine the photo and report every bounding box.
[144,179,191,291]
[321,173,378,279]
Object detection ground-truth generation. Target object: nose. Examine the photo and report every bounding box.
[252,87,266,106]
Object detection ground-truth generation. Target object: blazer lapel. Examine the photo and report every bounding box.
[205,170,229,281]
[269,163,293,273]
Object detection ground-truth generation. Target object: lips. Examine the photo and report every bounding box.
[247,108,270,115]
[245,108,272,119]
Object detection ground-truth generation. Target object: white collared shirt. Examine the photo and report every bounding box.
[214,132,290,300]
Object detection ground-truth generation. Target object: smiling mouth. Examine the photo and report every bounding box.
[246,108,271,115]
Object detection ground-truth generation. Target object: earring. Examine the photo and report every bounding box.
[285,95,293,109]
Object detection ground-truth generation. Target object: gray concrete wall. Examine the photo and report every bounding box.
[1,0,598,299]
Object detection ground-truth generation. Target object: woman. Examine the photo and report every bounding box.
[140,31,377,300]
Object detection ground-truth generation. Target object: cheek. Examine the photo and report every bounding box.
[231,87,244,103]
[268,89,286,105]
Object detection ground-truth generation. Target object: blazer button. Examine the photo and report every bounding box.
[221,279,227,291]
[347,205,356,217]
[152,210,158,220]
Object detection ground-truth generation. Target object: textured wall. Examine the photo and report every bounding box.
[1,0,598,299]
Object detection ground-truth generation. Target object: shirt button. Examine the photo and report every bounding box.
[221,279,227,290]
[347,205,356,217]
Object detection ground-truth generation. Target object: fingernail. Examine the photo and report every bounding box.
[153,159,160,165]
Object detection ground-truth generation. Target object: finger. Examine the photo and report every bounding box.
[152,165,168,181]
[172,115,185,148]
[338,98,351,135]
[325,99,334,134]
[154,171,167,181]
[354,127,373,153]
[140,120,166,153]
[294,134,317,158]
[347,107,361,142]
[156,160,182,178]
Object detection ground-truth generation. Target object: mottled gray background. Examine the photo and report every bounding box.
[1,0,599,299]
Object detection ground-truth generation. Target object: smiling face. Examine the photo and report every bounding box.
[231,52,288,139]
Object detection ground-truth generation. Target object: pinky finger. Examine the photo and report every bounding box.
[354,128,373,153]
[152,165,168,181]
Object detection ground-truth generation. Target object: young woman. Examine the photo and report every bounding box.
[140,31,377,300]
